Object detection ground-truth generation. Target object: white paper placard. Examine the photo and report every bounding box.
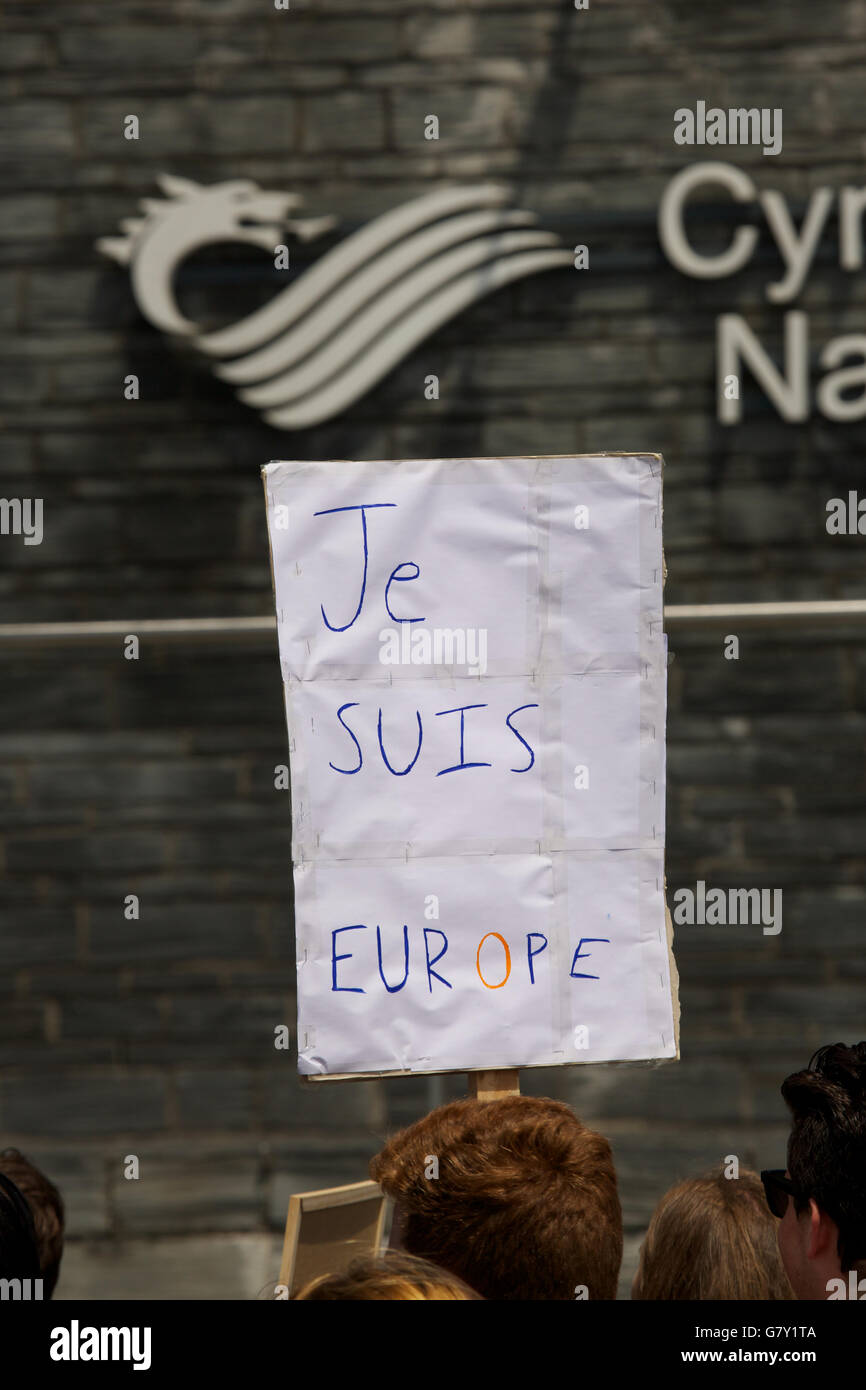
[263,454,676,1076]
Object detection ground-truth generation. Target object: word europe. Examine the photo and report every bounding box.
[331,925,610,994]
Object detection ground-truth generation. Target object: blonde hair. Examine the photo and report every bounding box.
[633,1167,795,1300]
[294,1250,480,1301]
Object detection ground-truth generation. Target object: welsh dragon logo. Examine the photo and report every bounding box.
[97,175,571,430]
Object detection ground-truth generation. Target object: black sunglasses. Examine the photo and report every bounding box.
[761,1169,805,1219]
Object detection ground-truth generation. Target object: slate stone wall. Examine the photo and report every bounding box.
[1,0,864,1296]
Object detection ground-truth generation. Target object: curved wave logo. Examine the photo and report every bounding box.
[96,176,572,430]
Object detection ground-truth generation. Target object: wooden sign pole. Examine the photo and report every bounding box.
[468,1068,521,1101]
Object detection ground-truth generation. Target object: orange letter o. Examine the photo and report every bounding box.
[476,932,512,989]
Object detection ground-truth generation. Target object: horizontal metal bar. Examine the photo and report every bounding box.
[0,617,277,650]
[1,601,865,649]
[664,600,866,629]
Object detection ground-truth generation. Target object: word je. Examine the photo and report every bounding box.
[314,502,420,634]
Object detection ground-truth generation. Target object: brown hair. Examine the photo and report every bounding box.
[633,1167,795,1300]
[294,1250,480,1301]
[0,1149,64,1297]
[369,1095,622,1300]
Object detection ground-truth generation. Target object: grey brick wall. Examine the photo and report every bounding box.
[1,0,865,1298]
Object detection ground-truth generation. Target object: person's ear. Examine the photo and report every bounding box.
[805,1199,836,1262]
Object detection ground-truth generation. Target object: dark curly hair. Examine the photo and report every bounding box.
[0,1171,42,1286]
[781,1041,866,1271]
[0,1150,64,1296]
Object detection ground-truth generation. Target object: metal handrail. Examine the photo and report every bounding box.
[1,601,865,648]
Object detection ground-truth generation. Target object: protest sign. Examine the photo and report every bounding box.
[278,1181,386,1296]
[263,454,677,1078]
